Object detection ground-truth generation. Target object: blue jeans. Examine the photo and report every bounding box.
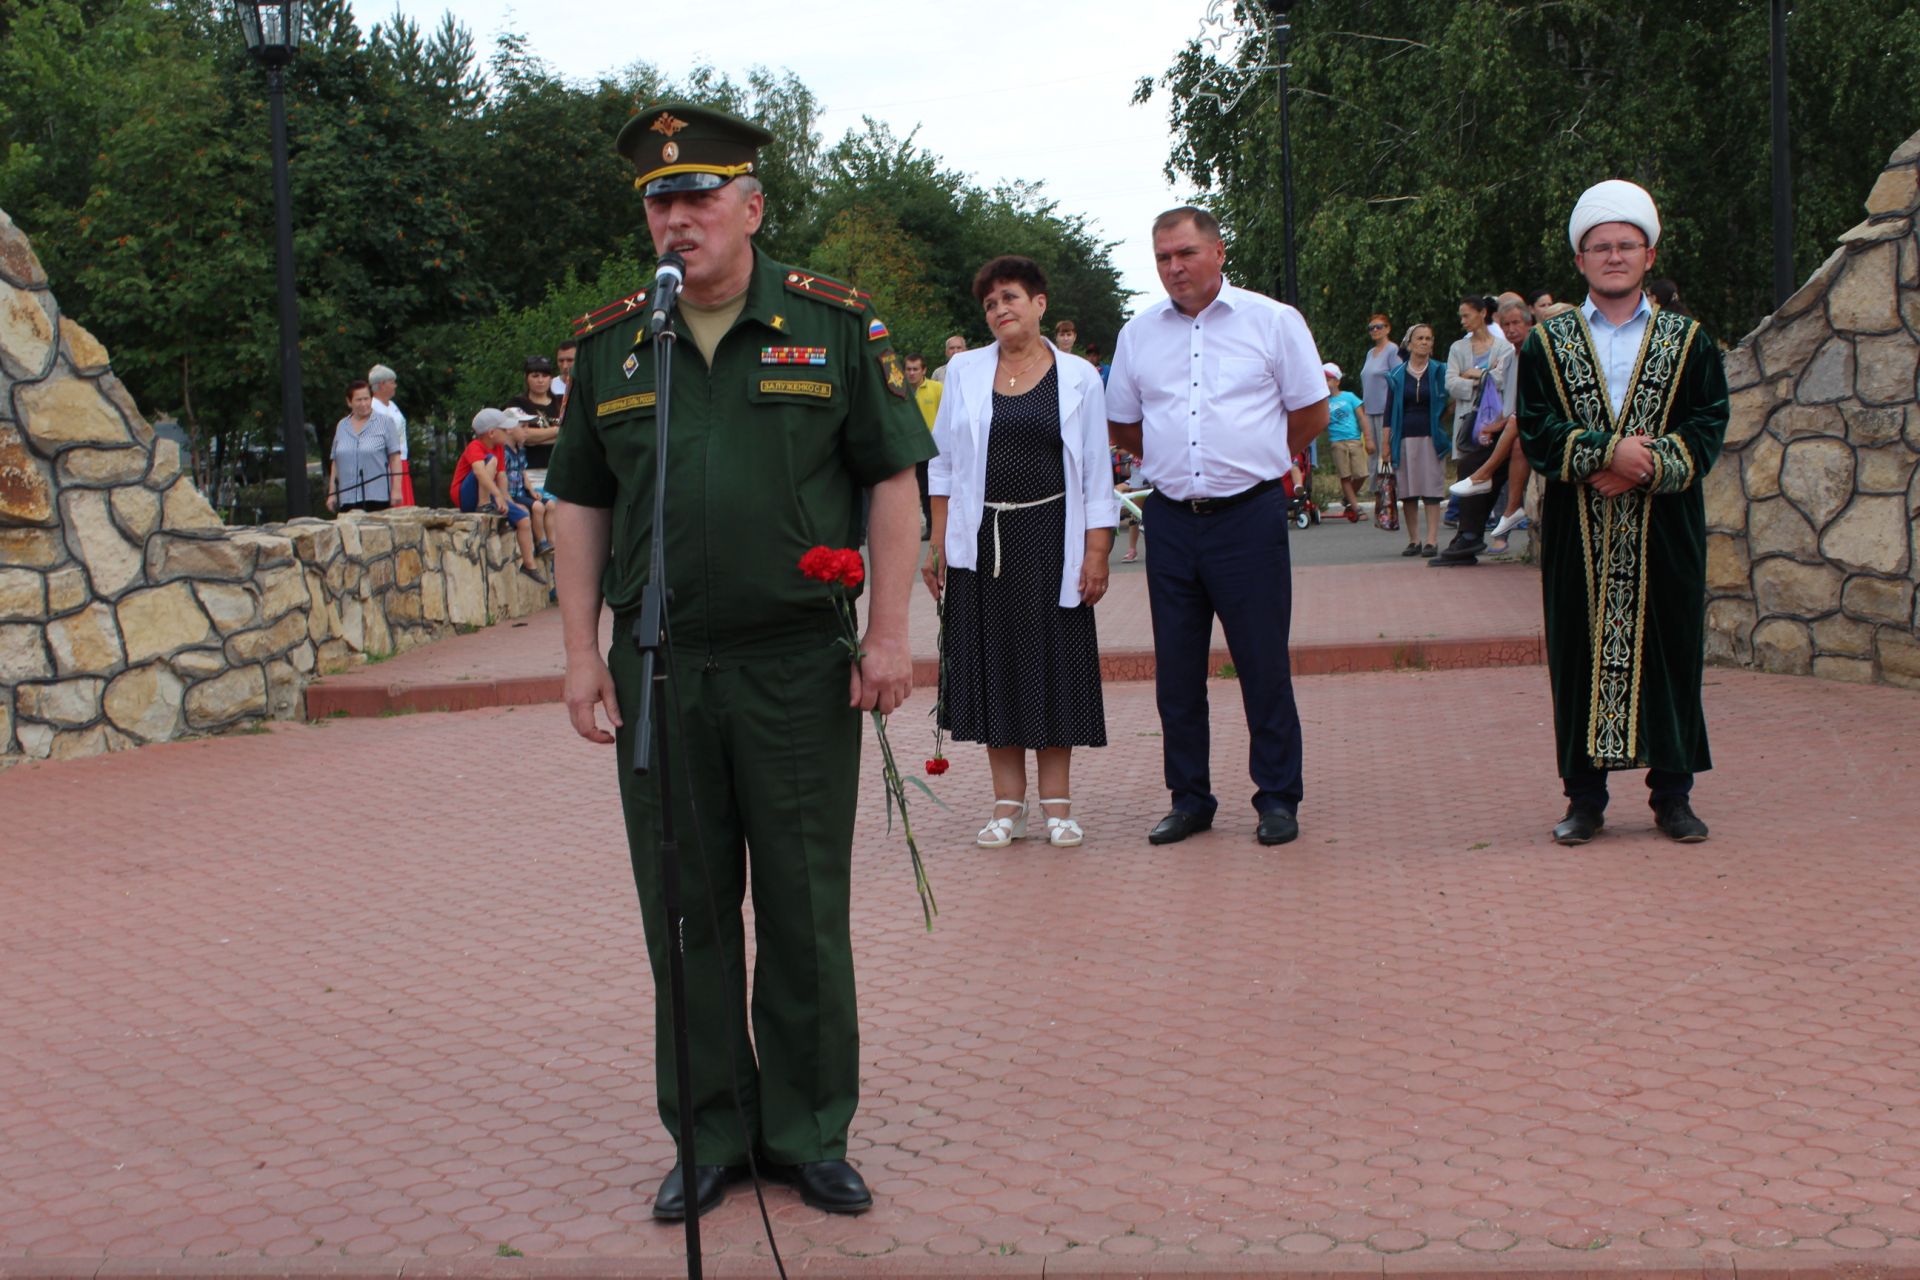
[458,473,528,525]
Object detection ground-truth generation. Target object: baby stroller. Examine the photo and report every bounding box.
[1282,451,1319,530]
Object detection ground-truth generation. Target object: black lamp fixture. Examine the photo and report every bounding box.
[234,0,312,518]
[1264,0,1298,306]
[236,0,303,65]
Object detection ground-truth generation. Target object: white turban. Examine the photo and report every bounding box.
[1568,179,1661,254]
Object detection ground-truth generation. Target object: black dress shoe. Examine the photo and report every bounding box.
[1148,810,1212,844]
[1552,806,1605,846]
[1256,810,1299,846]
[1654,798,1709,843]
[763,1158,872,1214]
[651,1162,740,1221]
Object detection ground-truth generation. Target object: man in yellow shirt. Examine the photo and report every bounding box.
[905,353,942,538]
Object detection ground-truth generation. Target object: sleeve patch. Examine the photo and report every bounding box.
[867,317,889,342]
[878,350,907,399]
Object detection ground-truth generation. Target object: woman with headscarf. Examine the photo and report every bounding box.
[923,255,1117,849]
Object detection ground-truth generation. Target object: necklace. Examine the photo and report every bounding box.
[999,346,1049,389]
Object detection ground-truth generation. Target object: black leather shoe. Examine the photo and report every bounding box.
[1148,810,1212,844]
[763,1158,872,1214]
[651,1163,740,1221]
[1552,806,1605,846]
[1654,798,1709,843]
[1256,810,1299,846]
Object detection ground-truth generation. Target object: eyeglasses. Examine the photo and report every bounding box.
[1583,241,1647,258]
[1367,323,1386,331]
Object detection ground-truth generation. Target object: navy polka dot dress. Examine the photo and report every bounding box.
[941,366,1106,749]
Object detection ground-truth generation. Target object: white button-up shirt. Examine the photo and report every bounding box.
[1105,282,1327,500]
[1581,293,1651,420]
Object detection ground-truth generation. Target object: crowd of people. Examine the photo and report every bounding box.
[322,347,580,600]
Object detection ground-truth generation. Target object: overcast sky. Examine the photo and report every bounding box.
[369,0,1228,313]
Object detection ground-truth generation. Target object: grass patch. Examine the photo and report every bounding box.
[495,1245,523,1258]
[1214,662,1238,679]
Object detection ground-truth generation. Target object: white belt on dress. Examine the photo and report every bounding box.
[980,492,1064,577]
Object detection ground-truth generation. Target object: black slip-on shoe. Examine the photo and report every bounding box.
[1653,798,1709,843]
[763,1158,872,1214]
[1256,810,1300,846]
[1552,806,1605,846]
[651,1163,741,1221]
[1148,810,1213,845]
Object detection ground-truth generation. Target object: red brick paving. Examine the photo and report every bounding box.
[305,561,1545,718]
[6,664,1920,1278]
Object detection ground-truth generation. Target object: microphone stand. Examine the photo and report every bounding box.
[627,310,704,1280]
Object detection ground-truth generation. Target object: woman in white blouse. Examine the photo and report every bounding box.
[922,256,1119,850]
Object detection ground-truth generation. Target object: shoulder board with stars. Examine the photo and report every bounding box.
[572,288,650,339]
[782,270,871,312]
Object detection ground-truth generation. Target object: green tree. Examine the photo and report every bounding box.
[808,205,953,361]
[1140,0,1920,379]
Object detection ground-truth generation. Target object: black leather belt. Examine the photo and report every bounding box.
[1160,476,1285,515]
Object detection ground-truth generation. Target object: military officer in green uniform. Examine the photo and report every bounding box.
[546,102,934,1221]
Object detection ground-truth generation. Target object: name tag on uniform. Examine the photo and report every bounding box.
[759,379,832,399]
[597,391,656,416]
[762,346,827,365]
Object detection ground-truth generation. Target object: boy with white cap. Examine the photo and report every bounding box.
[1516,179,1730,847]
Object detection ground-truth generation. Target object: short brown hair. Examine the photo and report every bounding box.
[1152,205,1222,240]
[972,255,1049,302]
[903,353,927,369]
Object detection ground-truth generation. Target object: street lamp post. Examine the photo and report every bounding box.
[236,0,311,518]
[1769,0,1794,308]
[1265,0,1298,306]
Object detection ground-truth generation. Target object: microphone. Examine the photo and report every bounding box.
[647,253,686,338]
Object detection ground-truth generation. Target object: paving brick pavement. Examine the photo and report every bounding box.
[306,559,1545,718]
[5,667,1919,1279]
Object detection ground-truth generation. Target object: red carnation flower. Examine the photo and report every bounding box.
[924,757,949,776]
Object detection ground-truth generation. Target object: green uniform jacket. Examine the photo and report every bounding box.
[1516,307,1729,779]
[544,249,937,660]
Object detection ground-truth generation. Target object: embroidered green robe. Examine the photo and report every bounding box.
[1516,307,1730,779]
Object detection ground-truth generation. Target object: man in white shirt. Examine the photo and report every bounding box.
[367,363,411,506]
[1107,206,1329,848]
[930,333,966,382]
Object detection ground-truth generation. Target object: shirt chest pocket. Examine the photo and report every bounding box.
[1213,356,1271,392]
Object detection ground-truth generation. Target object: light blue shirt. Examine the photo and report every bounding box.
[1581,293,1652,419]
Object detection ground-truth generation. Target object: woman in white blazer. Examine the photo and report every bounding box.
[921,256,1119,850]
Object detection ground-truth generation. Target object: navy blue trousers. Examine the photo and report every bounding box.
[1145,488,1303,819]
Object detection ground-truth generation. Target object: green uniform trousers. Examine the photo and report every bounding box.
[608,633,862,1165]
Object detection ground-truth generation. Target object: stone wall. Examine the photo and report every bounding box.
[1,207,550,765]
[1705,129,1920,688]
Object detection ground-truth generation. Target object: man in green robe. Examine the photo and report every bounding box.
[1516,179,1730,846]
[547,103,934,1220]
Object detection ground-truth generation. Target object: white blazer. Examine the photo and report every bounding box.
[926,340,1120,608]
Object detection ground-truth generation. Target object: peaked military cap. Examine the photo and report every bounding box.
[616,100,774,197]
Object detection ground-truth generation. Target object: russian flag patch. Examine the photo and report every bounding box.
[867,318,889,342]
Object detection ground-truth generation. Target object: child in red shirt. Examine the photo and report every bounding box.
[454,408,544,582]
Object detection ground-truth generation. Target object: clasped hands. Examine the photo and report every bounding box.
[1588,435,1654,497]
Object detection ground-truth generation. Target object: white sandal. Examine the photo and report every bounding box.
[976,800,1027,848]
[1039,798,1083,848]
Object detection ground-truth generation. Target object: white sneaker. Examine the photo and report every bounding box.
[1449,477,1492,497]
[1491,510,1530,538]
